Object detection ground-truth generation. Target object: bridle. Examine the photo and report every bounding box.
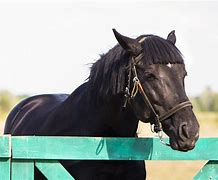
[123,41,192,145]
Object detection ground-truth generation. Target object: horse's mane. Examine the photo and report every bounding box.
[87,34,184,101]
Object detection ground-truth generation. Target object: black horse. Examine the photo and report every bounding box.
[4,29,199,180]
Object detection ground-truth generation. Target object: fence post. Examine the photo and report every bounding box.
[11,159,34,180]
[194,160,218,180]
[0,135,10,180]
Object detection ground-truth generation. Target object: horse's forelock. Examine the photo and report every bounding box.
[140,35,184,65]
[88,34,184,102]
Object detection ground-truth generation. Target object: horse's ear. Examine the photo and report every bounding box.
[112,29,142,55]
[167,30,176,44]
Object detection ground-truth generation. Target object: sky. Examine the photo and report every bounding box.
[0,1,217,96]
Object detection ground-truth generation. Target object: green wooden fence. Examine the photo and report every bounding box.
[0,136,217,179]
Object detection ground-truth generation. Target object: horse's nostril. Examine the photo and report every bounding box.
[180,123,189,139]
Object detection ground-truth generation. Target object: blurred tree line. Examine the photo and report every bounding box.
[190,87,218,112]
[0,87,218,121]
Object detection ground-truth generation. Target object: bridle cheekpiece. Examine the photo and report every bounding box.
[123,37,192,145]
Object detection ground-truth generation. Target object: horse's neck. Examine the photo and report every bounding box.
[109,105,139,137]
[61,87,139,137]
[90,94,139,137]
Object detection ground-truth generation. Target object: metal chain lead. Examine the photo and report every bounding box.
[158,130,170,146]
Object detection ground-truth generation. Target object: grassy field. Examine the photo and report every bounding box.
[0,111,217,179]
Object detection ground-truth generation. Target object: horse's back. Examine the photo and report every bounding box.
[4,94,69,135]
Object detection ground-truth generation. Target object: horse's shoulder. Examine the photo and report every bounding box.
[23,94,69,104]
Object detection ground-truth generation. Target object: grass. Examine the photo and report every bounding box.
[196,112,218,137]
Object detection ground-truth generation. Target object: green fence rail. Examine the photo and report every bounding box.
[0,136,217,179]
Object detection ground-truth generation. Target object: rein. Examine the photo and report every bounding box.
[123,52,192,145]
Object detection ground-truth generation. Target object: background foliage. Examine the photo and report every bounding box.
[1,87,218,122]
[0,90,28,121]
[1,87,218,119]
[191,87,218,112]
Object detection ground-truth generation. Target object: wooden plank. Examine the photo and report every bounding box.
[11,137,218,160]
[194,160,218,180]
[0,136,10,180]
[12,160,34,180]
[0,135,10,158]
[0,159,10,180]
[35,160,74,180]
[12,136,109,160]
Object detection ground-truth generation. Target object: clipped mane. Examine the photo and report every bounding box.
[88,34,184,101]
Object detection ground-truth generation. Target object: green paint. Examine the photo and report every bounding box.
[0,136,217,179]
[11,137,218,160]
[0,135,10,180]
[0,135,10,158]
[36,160,74,180]
[0,159,10,180]
[194,161,218,180]
[12,160,34,180]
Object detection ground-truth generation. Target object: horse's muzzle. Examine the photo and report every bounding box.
[170,131,199,152]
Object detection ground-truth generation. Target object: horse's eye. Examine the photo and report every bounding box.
[145,73,156,81]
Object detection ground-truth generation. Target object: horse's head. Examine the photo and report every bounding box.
[113,29,199,151]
